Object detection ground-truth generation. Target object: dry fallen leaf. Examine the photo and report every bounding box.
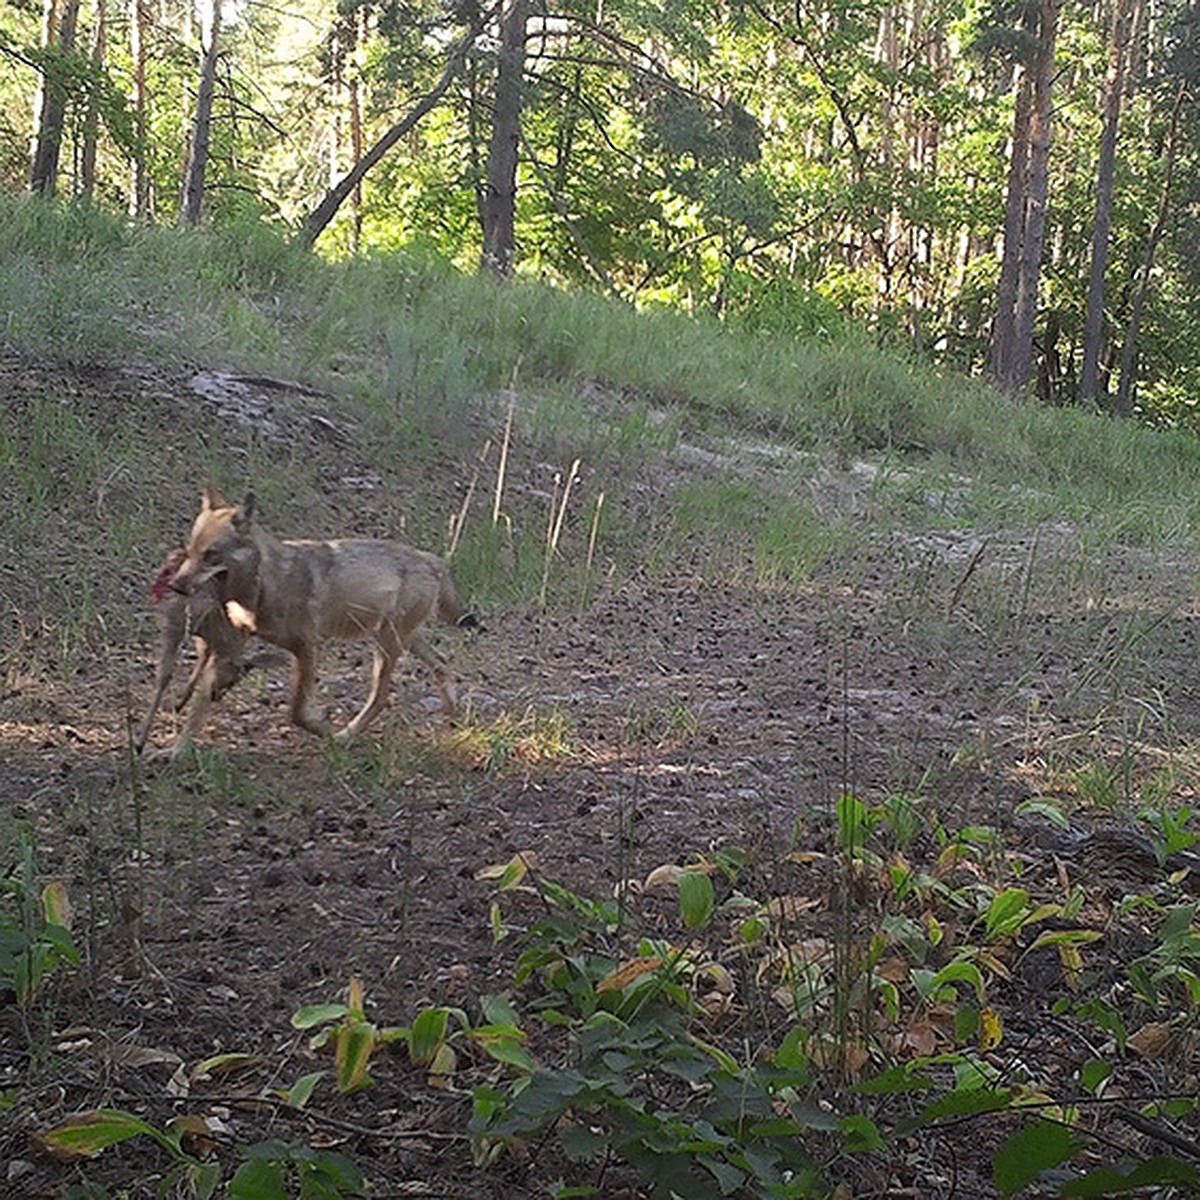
[597,957,664,993]
[762,895,820,921]
[1127,1022,1172,1059]
[643,864,685,892]
[106,1044,183,1070]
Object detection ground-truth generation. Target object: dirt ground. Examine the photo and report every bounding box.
[3,352,1200,1197]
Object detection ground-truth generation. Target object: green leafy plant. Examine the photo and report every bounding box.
[35,1108,221,1199]
[0,835,80,1009]
[291,977,532,1094]
[228,1140,367,1200]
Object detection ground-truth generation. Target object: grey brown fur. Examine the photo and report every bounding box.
[169,485,476,744]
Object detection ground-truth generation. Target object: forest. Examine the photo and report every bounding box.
[4,0,1200,415]
[10,2,1200,1197]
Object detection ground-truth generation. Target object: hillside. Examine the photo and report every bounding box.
[4,204,1200,1198]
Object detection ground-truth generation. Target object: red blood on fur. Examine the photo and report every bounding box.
[150,549,186,602]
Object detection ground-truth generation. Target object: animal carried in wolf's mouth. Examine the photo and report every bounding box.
[135,548,256,756]
[169,485,478,744]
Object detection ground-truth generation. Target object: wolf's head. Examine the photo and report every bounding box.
[171,485,261,602]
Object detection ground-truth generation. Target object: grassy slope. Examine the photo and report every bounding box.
[2,192,1199,685]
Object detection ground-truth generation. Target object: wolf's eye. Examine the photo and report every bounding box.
[203,548,218,563]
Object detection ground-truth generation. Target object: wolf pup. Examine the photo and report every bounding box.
[134,547,252,756]
[169,485,477,743]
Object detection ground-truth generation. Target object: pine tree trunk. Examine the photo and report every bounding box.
[78,0,107,199]
[180,0,223,226]
[1080,0,1133,407]
[988,2,1038,390]
[1115,82,1185,417]
[129,0,150,217]
[1008,0,1059,394]
[30,0,81,195]
[989,0,1058,395]
[349,7,365,254]
[480,0,528,278]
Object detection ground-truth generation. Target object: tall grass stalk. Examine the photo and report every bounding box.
[493,392,516,525]
[540,459,581,608]
[579,491,606,614]
[448,438,491,558]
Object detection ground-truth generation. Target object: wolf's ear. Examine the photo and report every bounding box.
[233,491,257,531]
[202,481,226,511]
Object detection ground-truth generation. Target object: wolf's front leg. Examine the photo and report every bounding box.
[289,644,332,735]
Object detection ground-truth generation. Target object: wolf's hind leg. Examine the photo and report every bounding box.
[337,624,401,742]
[408,632,459,716]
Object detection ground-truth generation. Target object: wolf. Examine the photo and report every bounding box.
[169,485,477,743]
[134,548,253,755]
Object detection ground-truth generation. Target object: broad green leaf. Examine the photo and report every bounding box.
[560,1122,607,1160]
[290,1003,349,1030]
[409,1007,450,1065]
[480,993,521,1026]
[678,870,715,928]
[993,1120,1075,1195]
[475,1035,534,1070]
[1015,798,1070,828]
[228,1157,289,1199]
[932,960,985,1003]
[984,888,1030,939]
[283,1070,326,1108]
[838,1114,885,1152]
[1025,928,1103,952]
[36,1109,164,1159]
[1079,1059,1111,1095]
[333,1022,375,1093]
[854,1066,935,1096]
[918,1086,1013,1123]
[1059,1155,1200,1195]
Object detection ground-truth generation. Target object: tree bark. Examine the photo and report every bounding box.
[299,19,484,251]
[988,1,1039,390]
[129,0,150,217]
[480,0,529,277]
[1007,0,1059,395]
[1114,82,1186,417]
[180,0,223,226]
[348,7,365,253]
[988,0,1056,393]
[30,0,82,195]
[78,0,107,199]
[1079,0,1133,407]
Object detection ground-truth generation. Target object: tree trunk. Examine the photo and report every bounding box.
[1114,82,1186,417]
[78,0,107,199]
[1079,0,1133,407]
[348,6,366,253]
[480,0,529,278]
[180,0,223,226]
[988,2,1038,390]
[988,0,1058,395]
[1007,0,1059,395]
[299,20,483,251]
[129,0,150,217]
[30,0,82,195]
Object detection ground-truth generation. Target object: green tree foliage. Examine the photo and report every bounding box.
[0,0,1197,417]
